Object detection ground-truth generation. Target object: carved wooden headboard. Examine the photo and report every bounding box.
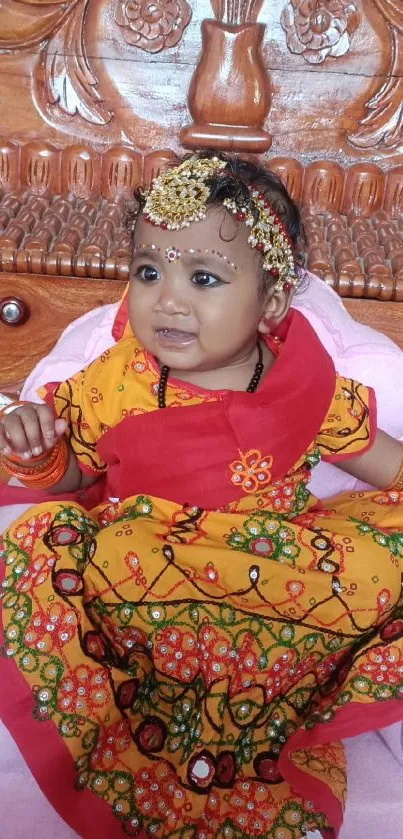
[0,0,402,396]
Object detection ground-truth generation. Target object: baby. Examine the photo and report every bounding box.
[1,151,403,839]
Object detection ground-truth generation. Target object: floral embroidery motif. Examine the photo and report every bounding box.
[23,602,77,655]
[2,488,403,837]
[229,449,273,493]
[57,665,111,716]
[226,513,301,565]
[358,644,403,689]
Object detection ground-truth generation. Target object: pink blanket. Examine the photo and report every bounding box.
[2,717,402,839]
[2,274,403,837]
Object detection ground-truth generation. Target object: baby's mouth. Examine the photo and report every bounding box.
[155,328,197,346]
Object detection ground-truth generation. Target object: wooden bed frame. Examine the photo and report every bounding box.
[0,0,402,397]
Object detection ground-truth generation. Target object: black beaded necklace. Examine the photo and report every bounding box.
[157,341,264,409]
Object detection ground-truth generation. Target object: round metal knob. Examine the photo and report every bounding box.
[0,296,29,326]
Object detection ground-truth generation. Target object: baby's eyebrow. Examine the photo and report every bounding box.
[186,248,238,270]
[133,243,238,270]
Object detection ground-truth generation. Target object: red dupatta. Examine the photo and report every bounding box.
[98,310,336,509]
[0,311,335,510]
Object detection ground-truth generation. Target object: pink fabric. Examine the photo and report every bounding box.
[1,715,402,839]
[293,275,403,495]
[2,272,403,837]
[340,728,403,839]
[0,720,78,838]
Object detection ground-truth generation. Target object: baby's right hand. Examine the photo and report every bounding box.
[0,403,67,459]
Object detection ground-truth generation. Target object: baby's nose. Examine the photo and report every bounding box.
[157,278,190,315]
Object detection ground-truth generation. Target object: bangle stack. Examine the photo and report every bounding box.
[0,402,69,489]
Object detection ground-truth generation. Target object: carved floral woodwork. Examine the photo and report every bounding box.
[115,0,192,52]
[280,0,360,64]
[349,0,403,151]
[0,0,191,139]
[0,0,69,50]
[0,0,402,161]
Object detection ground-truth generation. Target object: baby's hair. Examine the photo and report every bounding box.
[126,149,305,293]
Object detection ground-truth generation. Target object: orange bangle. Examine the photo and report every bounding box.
[0,400,55,468]
[384,446,403,492]
[0,401,27,420]
[0,436,69,489]
[3,443,61,474]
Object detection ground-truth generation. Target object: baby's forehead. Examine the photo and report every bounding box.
[133,207,258,265]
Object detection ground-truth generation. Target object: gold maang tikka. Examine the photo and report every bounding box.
[142,156,298,292]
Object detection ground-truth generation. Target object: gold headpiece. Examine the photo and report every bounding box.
[143,156,227,229]
[143,155,298,292]
[222,193,297,292]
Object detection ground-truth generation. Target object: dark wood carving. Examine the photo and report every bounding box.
[0,1,112,129]
[39,1,112,128]
[301,160,344,213]
[0,0,190,142]
[0,0,402,163]
[0,143,402,304]
[349,0,403,150]
[180,18,272,152]
[115,0,192,52]
[143,150,177,187]
[281,0,360,64]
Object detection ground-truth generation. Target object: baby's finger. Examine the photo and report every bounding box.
[18,408,45,456]
[0,425,12,455]
[54,418,68,438]
[2,412,34,458]
[36,404,58,450]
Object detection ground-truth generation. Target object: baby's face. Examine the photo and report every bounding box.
[128,207,271,374]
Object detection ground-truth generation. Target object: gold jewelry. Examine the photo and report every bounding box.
[143,156,227,230]
[142,155,298,292]
[222,192,297,292]
[384,447,403,492]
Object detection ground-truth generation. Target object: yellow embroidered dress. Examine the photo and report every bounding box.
[1,310,403,839]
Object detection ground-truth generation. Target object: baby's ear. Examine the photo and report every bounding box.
[258,287,293,334]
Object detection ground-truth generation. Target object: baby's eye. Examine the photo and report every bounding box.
[191,271,223,288]
[135,264,160,283]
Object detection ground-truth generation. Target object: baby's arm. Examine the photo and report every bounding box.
[338,429,403,489]
[0,403,96,493]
